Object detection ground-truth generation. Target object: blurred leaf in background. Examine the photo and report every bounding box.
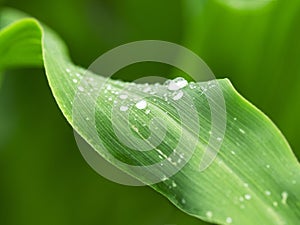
[0,0,299,225]
[183,0,300,159]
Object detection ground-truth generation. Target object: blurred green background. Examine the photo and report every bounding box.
[0,0,299,225]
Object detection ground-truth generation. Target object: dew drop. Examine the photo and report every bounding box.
[265,190,271,196]
[281,191,288,204]
[172,90,184,101]
[189,82,197,89]
[244,194,251,200]
[66,68,71,73]
[119,94,128,99]
[132,126,139,133]
[167,77,188,91]
[120,106,128,111]
[78,86,84,92]
[226,217,232,224]
[181,198,186,204]
[172,181,177,187]
[239,128,245,134]
[136,100,147,109]
[206,211,213,218]
[143,86,151,93]
[273,201,278,207]
[145,109,151,114]
[162,175,168,181]
[73,79,78,84]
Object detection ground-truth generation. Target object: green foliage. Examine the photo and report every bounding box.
[183,0,300,160]
[0,7,299,225]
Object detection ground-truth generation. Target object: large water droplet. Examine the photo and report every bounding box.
[167,77,188,91]
[135,100,147,109]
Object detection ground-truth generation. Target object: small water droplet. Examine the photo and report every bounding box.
[206,211,213,218]
[200,86,208,93]
[231,151,236,155]
[132,126,139,133]
[136,100,147,109]
[266,164,270,169]
[145,109,151,114]
[273,201,278,207]
[172,181,177,187]
[265,190,271,196]
[143,86,151,93]
[239,128,245,134]
[217,137,222,141]
[119,94,128,99]
[179,153,185,159]
[66,68,71,73]
[120,106,128,111]
[157,149,168,159]
[226,217,232,224]
[244,194,251,200]
[73,79,78,83]
[181,198,186,204]
[78,86,84,92]
[189,82,197,89]
[281,191,288,204]
[162,175,168,181]
[172,90,184,100]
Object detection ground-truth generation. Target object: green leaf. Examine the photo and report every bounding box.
[0,8,299,225]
